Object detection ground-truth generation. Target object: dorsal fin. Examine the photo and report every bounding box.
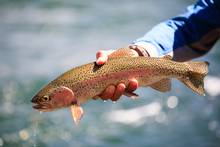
[150,78,171,92]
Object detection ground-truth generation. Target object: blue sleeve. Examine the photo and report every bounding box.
[133,0,220,56]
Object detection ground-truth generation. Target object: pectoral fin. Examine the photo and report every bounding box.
[150,78,171,92]
[124,91,139,99]
[70,104,84,125]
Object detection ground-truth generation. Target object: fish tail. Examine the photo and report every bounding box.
[179,61,209,96]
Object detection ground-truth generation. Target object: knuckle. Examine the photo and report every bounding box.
[101,85,115,99]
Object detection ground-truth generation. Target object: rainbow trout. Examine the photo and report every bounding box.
[31,55,209,124]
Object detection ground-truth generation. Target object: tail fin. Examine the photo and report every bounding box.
[179,61,209,96]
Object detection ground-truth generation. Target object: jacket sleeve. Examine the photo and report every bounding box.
[133,0,220,61]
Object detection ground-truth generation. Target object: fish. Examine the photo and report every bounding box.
[31,49,209,124]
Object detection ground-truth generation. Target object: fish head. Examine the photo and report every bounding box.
[31,85,77,112]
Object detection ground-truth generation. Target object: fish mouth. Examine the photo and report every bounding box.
[31,95,53,112]
[31,95,38,103]
[32,103,53,112]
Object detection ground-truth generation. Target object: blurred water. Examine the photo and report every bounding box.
[0,0,220,147]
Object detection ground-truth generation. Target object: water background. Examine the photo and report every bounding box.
[1,0,220,147]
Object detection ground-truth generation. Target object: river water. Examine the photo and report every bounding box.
[1,0,220,147]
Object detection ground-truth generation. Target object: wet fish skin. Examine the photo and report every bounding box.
[57,56,207,100]
[31,55,209,123]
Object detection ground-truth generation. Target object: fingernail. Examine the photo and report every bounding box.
[96,58,103,65]
[97,56,107,65]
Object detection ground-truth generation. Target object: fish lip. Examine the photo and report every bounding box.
[32,103,52,112]
[32,103,44,109]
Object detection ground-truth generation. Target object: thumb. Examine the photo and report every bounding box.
[96,50,114,65]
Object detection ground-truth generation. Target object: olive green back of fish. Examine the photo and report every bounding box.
[49,56,208,102]
[53,57,183,86]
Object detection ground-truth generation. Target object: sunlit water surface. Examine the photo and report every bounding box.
[1,0,220,147]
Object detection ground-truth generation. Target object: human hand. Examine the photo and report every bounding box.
[94,45,148,101]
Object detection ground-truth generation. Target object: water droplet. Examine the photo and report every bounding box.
[113,101,116,104]
[32,121,39,147]
[103,100,107,102]
[167,96,178,109]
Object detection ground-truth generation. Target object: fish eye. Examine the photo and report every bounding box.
[42,95,50,102]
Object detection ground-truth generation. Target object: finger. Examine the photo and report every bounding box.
[96,51,108,65]
[99,85,116,100]
[96,50,115,59]
[127,78,138,92]
[111,83,126,101]
[96,50,114,65]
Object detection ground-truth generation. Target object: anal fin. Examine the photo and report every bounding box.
[150,78,171,92]
[71,104,84,125]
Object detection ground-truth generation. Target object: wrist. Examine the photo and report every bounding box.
[132,42,159,57]
[129,45,150,57]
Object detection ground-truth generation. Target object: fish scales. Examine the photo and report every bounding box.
[49,57,189,103]
[31,56,208,124]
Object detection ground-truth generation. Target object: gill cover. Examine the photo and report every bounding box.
[54,86,84,124]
